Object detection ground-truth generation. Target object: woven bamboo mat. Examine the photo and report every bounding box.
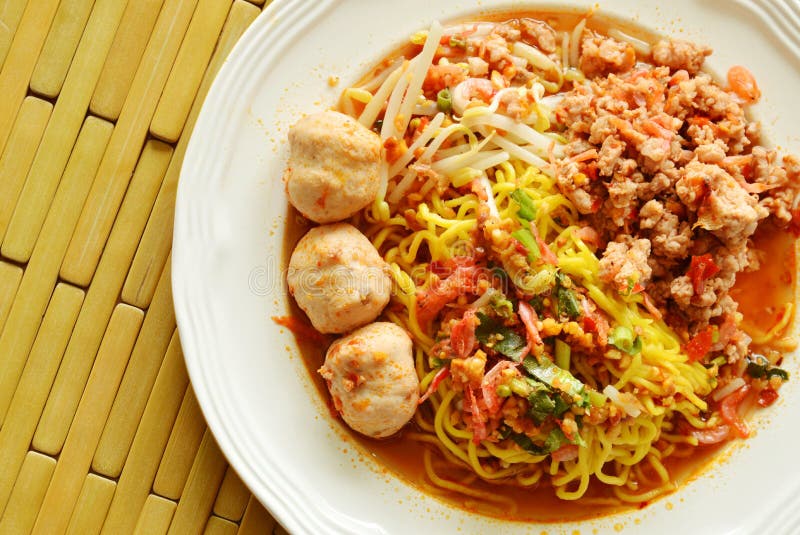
[0,1,285,533]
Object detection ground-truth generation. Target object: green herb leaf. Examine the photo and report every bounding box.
[557,287,581,319]
[508,428,572,456]
[475,312,528,361]
[554,272,581,319]
[544,427,570,452]
[509,432,548,455]
[528,295,545,315]
[522,356,589,407]
[527,388,555,425]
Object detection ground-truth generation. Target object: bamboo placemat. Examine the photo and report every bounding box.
[0,1,285,533]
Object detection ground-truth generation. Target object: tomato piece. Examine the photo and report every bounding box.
[687,253,721,295]
[685,325,714,361]
[758,387,779,407]
[580,298,610,346]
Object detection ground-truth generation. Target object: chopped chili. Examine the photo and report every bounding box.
[687,254,720,295]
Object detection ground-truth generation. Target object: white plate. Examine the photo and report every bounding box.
[173,1,800,533]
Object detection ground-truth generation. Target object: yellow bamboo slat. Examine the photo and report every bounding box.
[32,304,143,535]
[0,0,29,69]
[238,496,277,535]
[123,0,260,308]
[60,0,200,287]
[93,256,176,478]
[0,452,55,533]
[204,515,238,535]
[0,116,112,426]
[29,0,95,98]
[152,387,206,500]
[34,139,173,456]
[0,262,23,334]
[132,495,177,535]
[0,283,83,513]
[65,474,116,535]
[212,467,250,523]
[245,0,266,5]
[101,332,189,535]
[0,96,52,243]
[150,0,231,142]
[0,0,129,263]
[0,1,283,532]
[0,0,59,156]
[166,430,229,535]
[89,0,165,121]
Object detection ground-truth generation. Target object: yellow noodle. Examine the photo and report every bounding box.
[423,449,516,508]
[357,96,743,506]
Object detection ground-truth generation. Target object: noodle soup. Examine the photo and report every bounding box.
[280,11,799,522]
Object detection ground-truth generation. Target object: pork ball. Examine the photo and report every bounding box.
[319,322,419,438]
[285,110,382,224]
[287,223,391,334]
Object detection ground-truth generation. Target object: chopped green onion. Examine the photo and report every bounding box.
[512,228,540,263]
[746,354,789,381]
[588,390,607,407]
[509,377,532,397]
[520,266,556,295]
[708,355,727,368]
[608,326,642,355]
[511,189,537,222]
[449,36,467,49]
[555,339,571,371]
[489,292,515,319]
[437,88,452,113]
[768,368,790,381]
